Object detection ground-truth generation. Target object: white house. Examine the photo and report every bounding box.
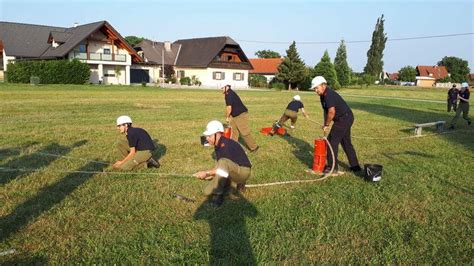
[0,21,143,84]
[134,36,253,88]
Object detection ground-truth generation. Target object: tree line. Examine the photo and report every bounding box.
[252,14,470,89]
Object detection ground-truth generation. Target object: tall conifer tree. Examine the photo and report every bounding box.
[314,50,340,89]
[276,41,306,89]
[364,15,387,78]
[334,40,351,87]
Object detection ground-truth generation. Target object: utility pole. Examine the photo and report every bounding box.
[162,48,165,86]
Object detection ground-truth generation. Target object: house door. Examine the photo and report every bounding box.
[131,69,150,83]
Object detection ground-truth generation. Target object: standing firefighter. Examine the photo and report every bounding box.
[270,95,309,136]
[113,115,160,170]
[222,85,259,153]
[311,76,361,174]
[194,120,252,206]
[447,84,458,112]
[449,82,471,129]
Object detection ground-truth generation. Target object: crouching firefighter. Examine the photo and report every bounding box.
[270,94,309,136]
[194,120,252,206]
[113,115,160,170]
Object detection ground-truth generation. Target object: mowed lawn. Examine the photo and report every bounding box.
[0,83,472,264]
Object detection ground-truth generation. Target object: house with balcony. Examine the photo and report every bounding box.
[0,21,142,84]
[135,36,253,88]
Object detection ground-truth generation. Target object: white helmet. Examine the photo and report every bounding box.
[310,76,327,89]
[203,120,224,136]
[116,115,132,125]
[461,82,468,88]
[293,95,301,101]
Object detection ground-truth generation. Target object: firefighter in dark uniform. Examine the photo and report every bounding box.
[270,95,309,136]
[194,120,252,206]
[222,85,259,153]
[449,82,471,129]
[447,84,458,112]
[310,76,361,174]
[114,115,160,170]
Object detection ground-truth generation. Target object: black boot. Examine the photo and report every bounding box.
[236,183,246,193]
[147,157,160,168]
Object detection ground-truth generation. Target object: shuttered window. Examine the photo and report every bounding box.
[233,72,244,81]
[213,72,225,80]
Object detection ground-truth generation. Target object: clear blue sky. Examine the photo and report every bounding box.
[1,0,473,73]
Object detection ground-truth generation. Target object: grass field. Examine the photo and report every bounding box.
[0,83,472,264]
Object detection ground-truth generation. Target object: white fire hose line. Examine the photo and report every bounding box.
[1,125,470,190]
[0,249,16,256]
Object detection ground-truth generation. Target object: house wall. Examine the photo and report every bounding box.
[3,52,16,71]
[416,79,435,87]
[175,67,249,88]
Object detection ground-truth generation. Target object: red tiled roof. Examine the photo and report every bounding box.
[469,73,474,80]
[249,58,283,74]
[416,65,449,80]
[389,72,399,81]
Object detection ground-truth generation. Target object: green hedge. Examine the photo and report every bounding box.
[6,59,90,84]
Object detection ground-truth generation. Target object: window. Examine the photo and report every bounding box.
[227,55,233,61]
[177,70,185,78]
[103,48,111,54]
[104,73,115,77]
[213,72,225,80]
[233,72,244,81]
[79,44,87,53]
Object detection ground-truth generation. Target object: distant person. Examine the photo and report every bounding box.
[113,115,160,170]
[447,84,458,112]
[270,95,309,136]
[222,85,259,153]
[311,76,361,174]
[449,82,471,129]
[194,120,252,206]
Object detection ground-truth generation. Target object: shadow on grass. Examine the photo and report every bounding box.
[194,192,258,265]
[152,140,167,161]
[348,101,472,147]
[0,140,87,185]
[279,134,313,169]
[0,141,40,163]
[0,254,48,264]
[0,161,105,243]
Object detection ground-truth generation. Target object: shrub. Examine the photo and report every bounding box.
[271,82,286,90]
[180,77,191,86]
[166,74,177,84]
[6,59,90,84]
[30,76,40,85]
[191,75,201,86]
[249,74,268,88]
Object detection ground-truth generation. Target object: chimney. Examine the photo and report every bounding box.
[164,41,171,52]
[73,22,79,28]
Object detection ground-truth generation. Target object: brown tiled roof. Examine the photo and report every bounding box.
[389,72,399,81]
[249,58,283,74]
[137,36,252,69]
[0,21,142,62]
[174,36,250,68]
[134,40,180,65]
[416,65,449,80]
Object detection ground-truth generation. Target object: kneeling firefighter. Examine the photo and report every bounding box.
[114,115,160,170]
[194,120,252,206]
